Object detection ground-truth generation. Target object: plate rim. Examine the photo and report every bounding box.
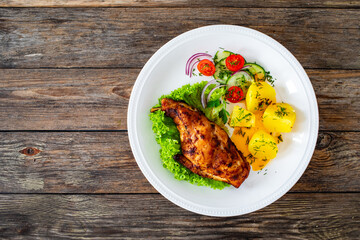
[127,24,319,217]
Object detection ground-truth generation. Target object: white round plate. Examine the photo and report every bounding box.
[127,25,319,217]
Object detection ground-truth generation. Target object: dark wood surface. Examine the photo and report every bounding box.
[0,1,359,239]
[0,194,358,239]
[1,0,360,8]
[0,8,359,69]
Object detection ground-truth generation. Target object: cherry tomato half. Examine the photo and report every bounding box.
[225,54,245,72]
[197,59,216,76]
[226,86,244,103]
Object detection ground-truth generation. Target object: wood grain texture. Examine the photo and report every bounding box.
[0,132,155,194]
[0,69,133,130]
[0,3,358,240]
[0,8,359,69]
[293,131,360,192]
[0,69,359,131]
[0,193,358,239]
[0,131,358,193]
[1,0,360,8]
[309,69,360,131]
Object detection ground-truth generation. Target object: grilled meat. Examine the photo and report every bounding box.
[161,98,250,188]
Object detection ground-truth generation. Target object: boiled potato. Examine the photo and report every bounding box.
[246,81,276,112]
[262,103,296,133]
[248,130,278,160]
[229,106,255,128]
[251,157,271,171]
[231,127,257,159]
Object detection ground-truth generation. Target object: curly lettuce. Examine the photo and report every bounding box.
[149,81,229,189]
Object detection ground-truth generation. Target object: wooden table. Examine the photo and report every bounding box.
[0,1,359,239]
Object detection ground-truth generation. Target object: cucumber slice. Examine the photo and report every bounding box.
[244,63,266,81]
[213,64,222,79]
[214,50,233,65]
[214,63,232,81]
[226,71,253,94]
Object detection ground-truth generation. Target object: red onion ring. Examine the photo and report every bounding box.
[230,65,251,76]
[189,59,201,77]
[201,79,218,109]
[185,53,212,76]
[185,53,211,74]
[229,71,252,83]
[207,85,225,103]
[186,53,212,72]
[189,57,214,78]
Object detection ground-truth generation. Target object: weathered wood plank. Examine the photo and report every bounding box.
[293,131,360,192]
[0,131,358,193]
[0,8,359,69]
[0,132,155,194]
[0,69,358,131]
[0,193,358,239]
[310,69,360,131]
[0,69,133,130]
[1,0,360,8]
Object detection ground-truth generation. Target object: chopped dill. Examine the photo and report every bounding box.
[265,71,276,86]
[192,68,197,77]
[275,105,289,118]
[236,128,246,137]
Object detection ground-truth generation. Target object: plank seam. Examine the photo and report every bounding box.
[0,192,160,195]
[1,6,360,9]
[0,191,359,195]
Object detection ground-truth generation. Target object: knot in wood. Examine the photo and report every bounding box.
[112,86,130,98]
[19,147,41,156]
[316,133,332,150]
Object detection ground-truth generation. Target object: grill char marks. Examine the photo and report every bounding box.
[161,98,250,188]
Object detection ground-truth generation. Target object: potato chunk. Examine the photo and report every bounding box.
[262,103,296,133]
[246,81,276,112]
[248,130,278,160]
[229,106,255,128]
[231,127,256,160]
